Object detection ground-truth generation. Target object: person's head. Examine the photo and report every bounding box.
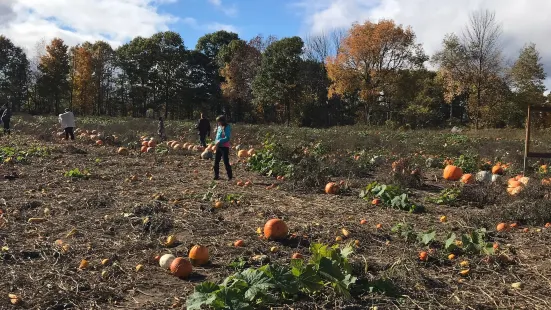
[216,115,227,127]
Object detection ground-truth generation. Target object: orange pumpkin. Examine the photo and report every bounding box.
[238,150,249,158]
[141,141,149,147]
[117,147,129,155]
[291,253,303,259]
[146,147,154,153]
[188,245,209,266]
[96,140,104,146]
[263,219,288,240]
[542,178,551,186]
[233,240,244,247]
[325,182,339,195]
[371,198,381,205]
[460,173,474,184]
[496,223,507,232]
[443,165,463,181]
[148,140,157,148]
[492,164,503,175]
[419,251,428,261]
[140,146,148,153]
[248,148,256,156]
[170,257,193,279]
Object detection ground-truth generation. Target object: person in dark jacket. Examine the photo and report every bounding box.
[158,117,166,141]
[196,113,211,147]
[1,105,11,135]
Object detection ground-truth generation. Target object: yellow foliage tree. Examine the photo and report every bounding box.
[326,20,425,123]
[72,46,94,114]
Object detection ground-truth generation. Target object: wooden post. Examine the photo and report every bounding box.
[524,105,531,174]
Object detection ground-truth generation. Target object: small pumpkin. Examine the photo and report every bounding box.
[173,144,181,150]
[238,150,249,158]
[419,251,428,261]
[496,223,508,232]
[146,147,154,153]
[96,140,104,146]
[248,148,256,156]
[140,146,148,153]
[491,164,503,175]
[141,141,149,147]
[460,173,474,184]
[325,182,339,195]
[291,253,303,259]
[188,245,209,266]
[148,140,157,148]
[117,147,129,155]
[443,165,463,181]
[263,219,289,240]
[170,257,193,279]
[201,150,213,160]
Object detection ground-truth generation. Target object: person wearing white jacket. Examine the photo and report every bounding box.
[59,108,76,140]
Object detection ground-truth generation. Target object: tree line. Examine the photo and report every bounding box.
[0,9,548,128]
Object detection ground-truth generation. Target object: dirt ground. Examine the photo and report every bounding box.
[1,122,551,309]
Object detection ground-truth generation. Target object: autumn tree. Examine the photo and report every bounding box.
[433,10,504,129]
[38,38,70,114]
[326,20,426,124]
[71,45,94,114]
[0,36,29,111]
[252,36,304,124]
[218,39,262,122]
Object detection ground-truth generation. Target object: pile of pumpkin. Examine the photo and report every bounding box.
[237,146,255,159]
[57,129,116,146]
[443,162,530,196]
[140,137,158,153]
[156,219,289,280]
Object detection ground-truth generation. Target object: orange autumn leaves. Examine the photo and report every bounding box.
[326,20,418,102]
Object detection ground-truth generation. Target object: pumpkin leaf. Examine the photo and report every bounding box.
[186,282,221,310]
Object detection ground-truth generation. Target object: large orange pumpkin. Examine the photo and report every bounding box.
[460,173,474,184]
[140,146,148,153]
[148,140,157,148]
[325,182,339,194]
[263,219,289,240]
[188,245,209,266]
[443,165,463,181]
[141,141,149,147]
[170,257,193,279]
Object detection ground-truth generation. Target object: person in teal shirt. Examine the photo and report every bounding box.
[213,115,233,180]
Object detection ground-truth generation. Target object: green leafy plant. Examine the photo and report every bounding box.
[426,187,461,205]
[359,182,422,213]
[391,222,416,242]
[454,154,479,173]
[248,134,293,178]
[64,168,90,179]
[445,229,495,256]
[186,242,391,310]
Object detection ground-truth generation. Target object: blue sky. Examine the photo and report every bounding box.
[158,0,304,48]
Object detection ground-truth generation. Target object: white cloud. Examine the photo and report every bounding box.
[207,0,238,17]
[296,0,551,89]
[0,0,177,56]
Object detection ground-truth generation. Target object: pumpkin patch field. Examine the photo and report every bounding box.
[2,115,551,309]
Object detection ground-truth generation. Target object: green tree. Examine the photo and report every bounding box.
[196,30,239,61]
[433,10,504,129]
[38,38,70,114]
[0,36,29,111]
[511,43,546,107]
[252,37,304,124]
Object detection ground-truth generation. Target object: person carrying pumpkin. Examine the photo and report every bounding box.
[59,108,76,140]
[213,115,233,181]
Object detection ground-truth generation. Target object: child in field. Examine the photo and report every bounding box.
[158,117,166,141]
[213,115,233,181]
[58,108,75,140]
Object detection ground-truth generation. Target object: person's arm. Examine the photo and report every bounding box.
[218,126,230,144]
